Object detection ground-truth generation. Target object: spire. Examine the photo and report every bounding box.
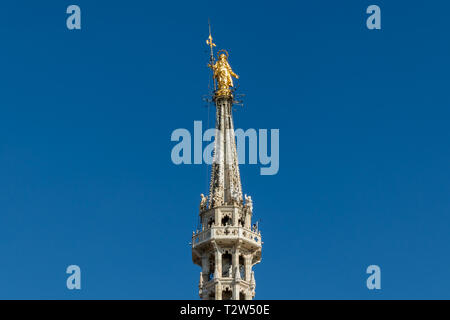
[206,39,242,208]
[208,96,243,208]
[191,26,262,301]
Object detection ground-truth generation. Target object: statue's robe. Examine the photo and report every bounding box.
[214,60,234,88]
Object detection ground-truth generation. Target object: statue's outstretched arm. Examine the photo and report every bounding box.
[227,62,239,79]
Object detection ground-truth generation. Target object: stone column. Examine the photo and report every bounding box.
[214,208,220,228]
[244,255,252,282]
[233,283,240,300]
[214,249,222,278]
[215,282,222,300]
[232,247,240,278]
[201,254,209,283]
[232,246,240,300]
[232,207,239,226]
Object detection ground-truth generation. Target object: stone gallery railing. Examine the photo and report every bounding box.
[192,226,261,247]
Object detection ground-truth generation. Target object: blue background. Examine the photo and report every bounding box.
[0,0,449,299]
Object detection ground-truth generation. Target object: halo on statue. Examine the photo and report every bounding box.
[217,49,229,59]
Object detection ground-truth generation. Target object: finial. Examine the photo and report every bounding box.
[206,19,216,62]
[206,20,239,98]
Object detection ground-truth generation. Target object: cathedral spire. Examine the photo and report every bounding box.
[207,88,243,208]
[191,29,262,301]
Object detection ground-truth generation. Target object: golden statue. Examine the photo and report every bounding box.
[208,50,239,97]
[206,22,239,97]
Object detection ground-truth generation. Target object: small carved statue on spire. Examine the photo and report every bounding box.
[208,51,239,97]
[200,193,208,212]
[250,271,256,290]
[199,271,204,288]
[244,194,253,213]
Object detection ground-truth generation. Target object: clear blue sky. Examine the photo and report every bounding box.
[0,0,449,299]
